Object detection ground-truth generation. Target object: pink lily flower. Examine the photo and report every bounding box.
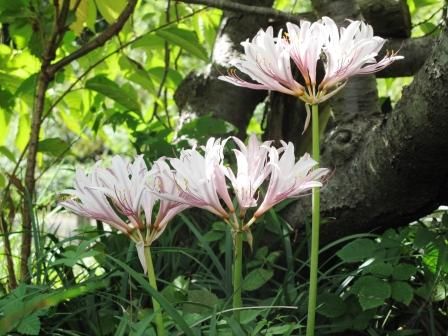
[148,159,191,240]
[225,135,272,210]
[219,17,402,111]
[218,26,305,96]
[319,17,403,92]
[253,143,330,218]
[60,155,191,274]
[152,138,235,218]
[93,156,148,229]
[60,165,131,235]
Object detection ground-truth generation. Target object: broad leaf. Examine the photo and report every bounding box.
[392,263,417,280]
[337,238,377,262]
[156,27,208,61]
[391,281,414,305]
[38,138,70,157]
[94,0,126,23]
[242,268,273,291]
[86,75,141,112]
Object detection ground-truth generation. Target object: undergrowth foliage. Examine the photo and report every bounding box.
[0,0,447,335]
[1,209,448,335]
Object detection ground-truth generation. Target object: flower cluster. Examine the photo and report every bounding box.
[61,136,329,266]
[219,16,403,106]
[60,155,189,272]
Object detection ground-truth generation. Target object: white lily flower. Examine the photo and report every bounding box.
[219,16,403,129]
[225,135,272,210]
[218,26,305,96]
[254,143,330,218]
[152,138,234,218]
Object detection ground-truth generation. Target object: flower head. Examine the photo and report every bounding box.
[218,26,305,96]
[224,135,272,210]
[60,164,131,235]
[318,17,403,91]
[219,17,403,107]
[60,155,190,273]
[254,143,330,218]
[151,138,234,218]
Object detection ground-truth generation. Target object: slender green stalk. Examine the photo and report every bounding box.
[233,228,244,321]
[144,245,165,336]
[306,104,320,336]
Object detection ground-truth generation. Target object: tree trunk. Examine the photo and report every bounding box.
[174,0,446,242]
[284,27,448,242]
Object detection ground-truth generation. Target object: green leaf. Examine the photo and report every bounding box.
[0,282,106,335]
[85,75,141,112]
[107,255,197,336]
[70,0,87,35]
[156,27,208,61]
[120,57,156,94]
[413,226,435,249]
[392,263,416,281]
[0,145,16,162]
[202,230,225,242]
[38,137,70,156]
[352,276,391,310]
[267,323,300,334]
[16,314,40,335]
[317,293,346,318]
[0,88,14,110]
[391,281,414,305]
[0,173,5,188]
[337,239,377,262]
[420,22,437,34]
[364,261,393,277]
[147,67,183,89]
[94,0,126,23]
[242,268,273,291]
[178,115,236,141]
[183,289,219,314]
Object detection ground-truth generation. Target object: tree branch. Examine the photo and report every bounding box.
[359,0,411,38]
[377,35,436,77]
[20,0,137,282]
[48,0,138,76]
[284,27,448,243]
[176,0,314,23]
[21,0,71,281]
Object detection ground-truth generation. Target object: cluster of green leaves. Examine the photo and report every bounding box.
[317,211,448,335]
[0,0,224,189]
[1,198,447,335]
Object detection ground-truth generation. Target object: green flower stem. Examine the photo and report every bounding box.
[306,103,320,336]
[144,245,165,336]
[233,228,244,321]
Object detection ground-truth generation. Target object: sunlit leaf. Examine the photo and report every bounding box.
[95,0,126,23]
[70,0,88,35]
[0,146,16,162]
[156,26,208,61]
[38,138,70,157]
[86,75,141,112]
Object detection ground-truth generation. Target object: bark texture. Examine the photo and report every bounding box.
[377,36,435,78]
[175,0,275,136]
[359,0,411,37]
[284,27,448,241]
[174,0,446,242]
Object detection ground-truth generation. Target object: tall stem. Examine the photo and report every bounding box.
[306,104,320,336]
[144,246,165,336]
[233,227,243,321]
